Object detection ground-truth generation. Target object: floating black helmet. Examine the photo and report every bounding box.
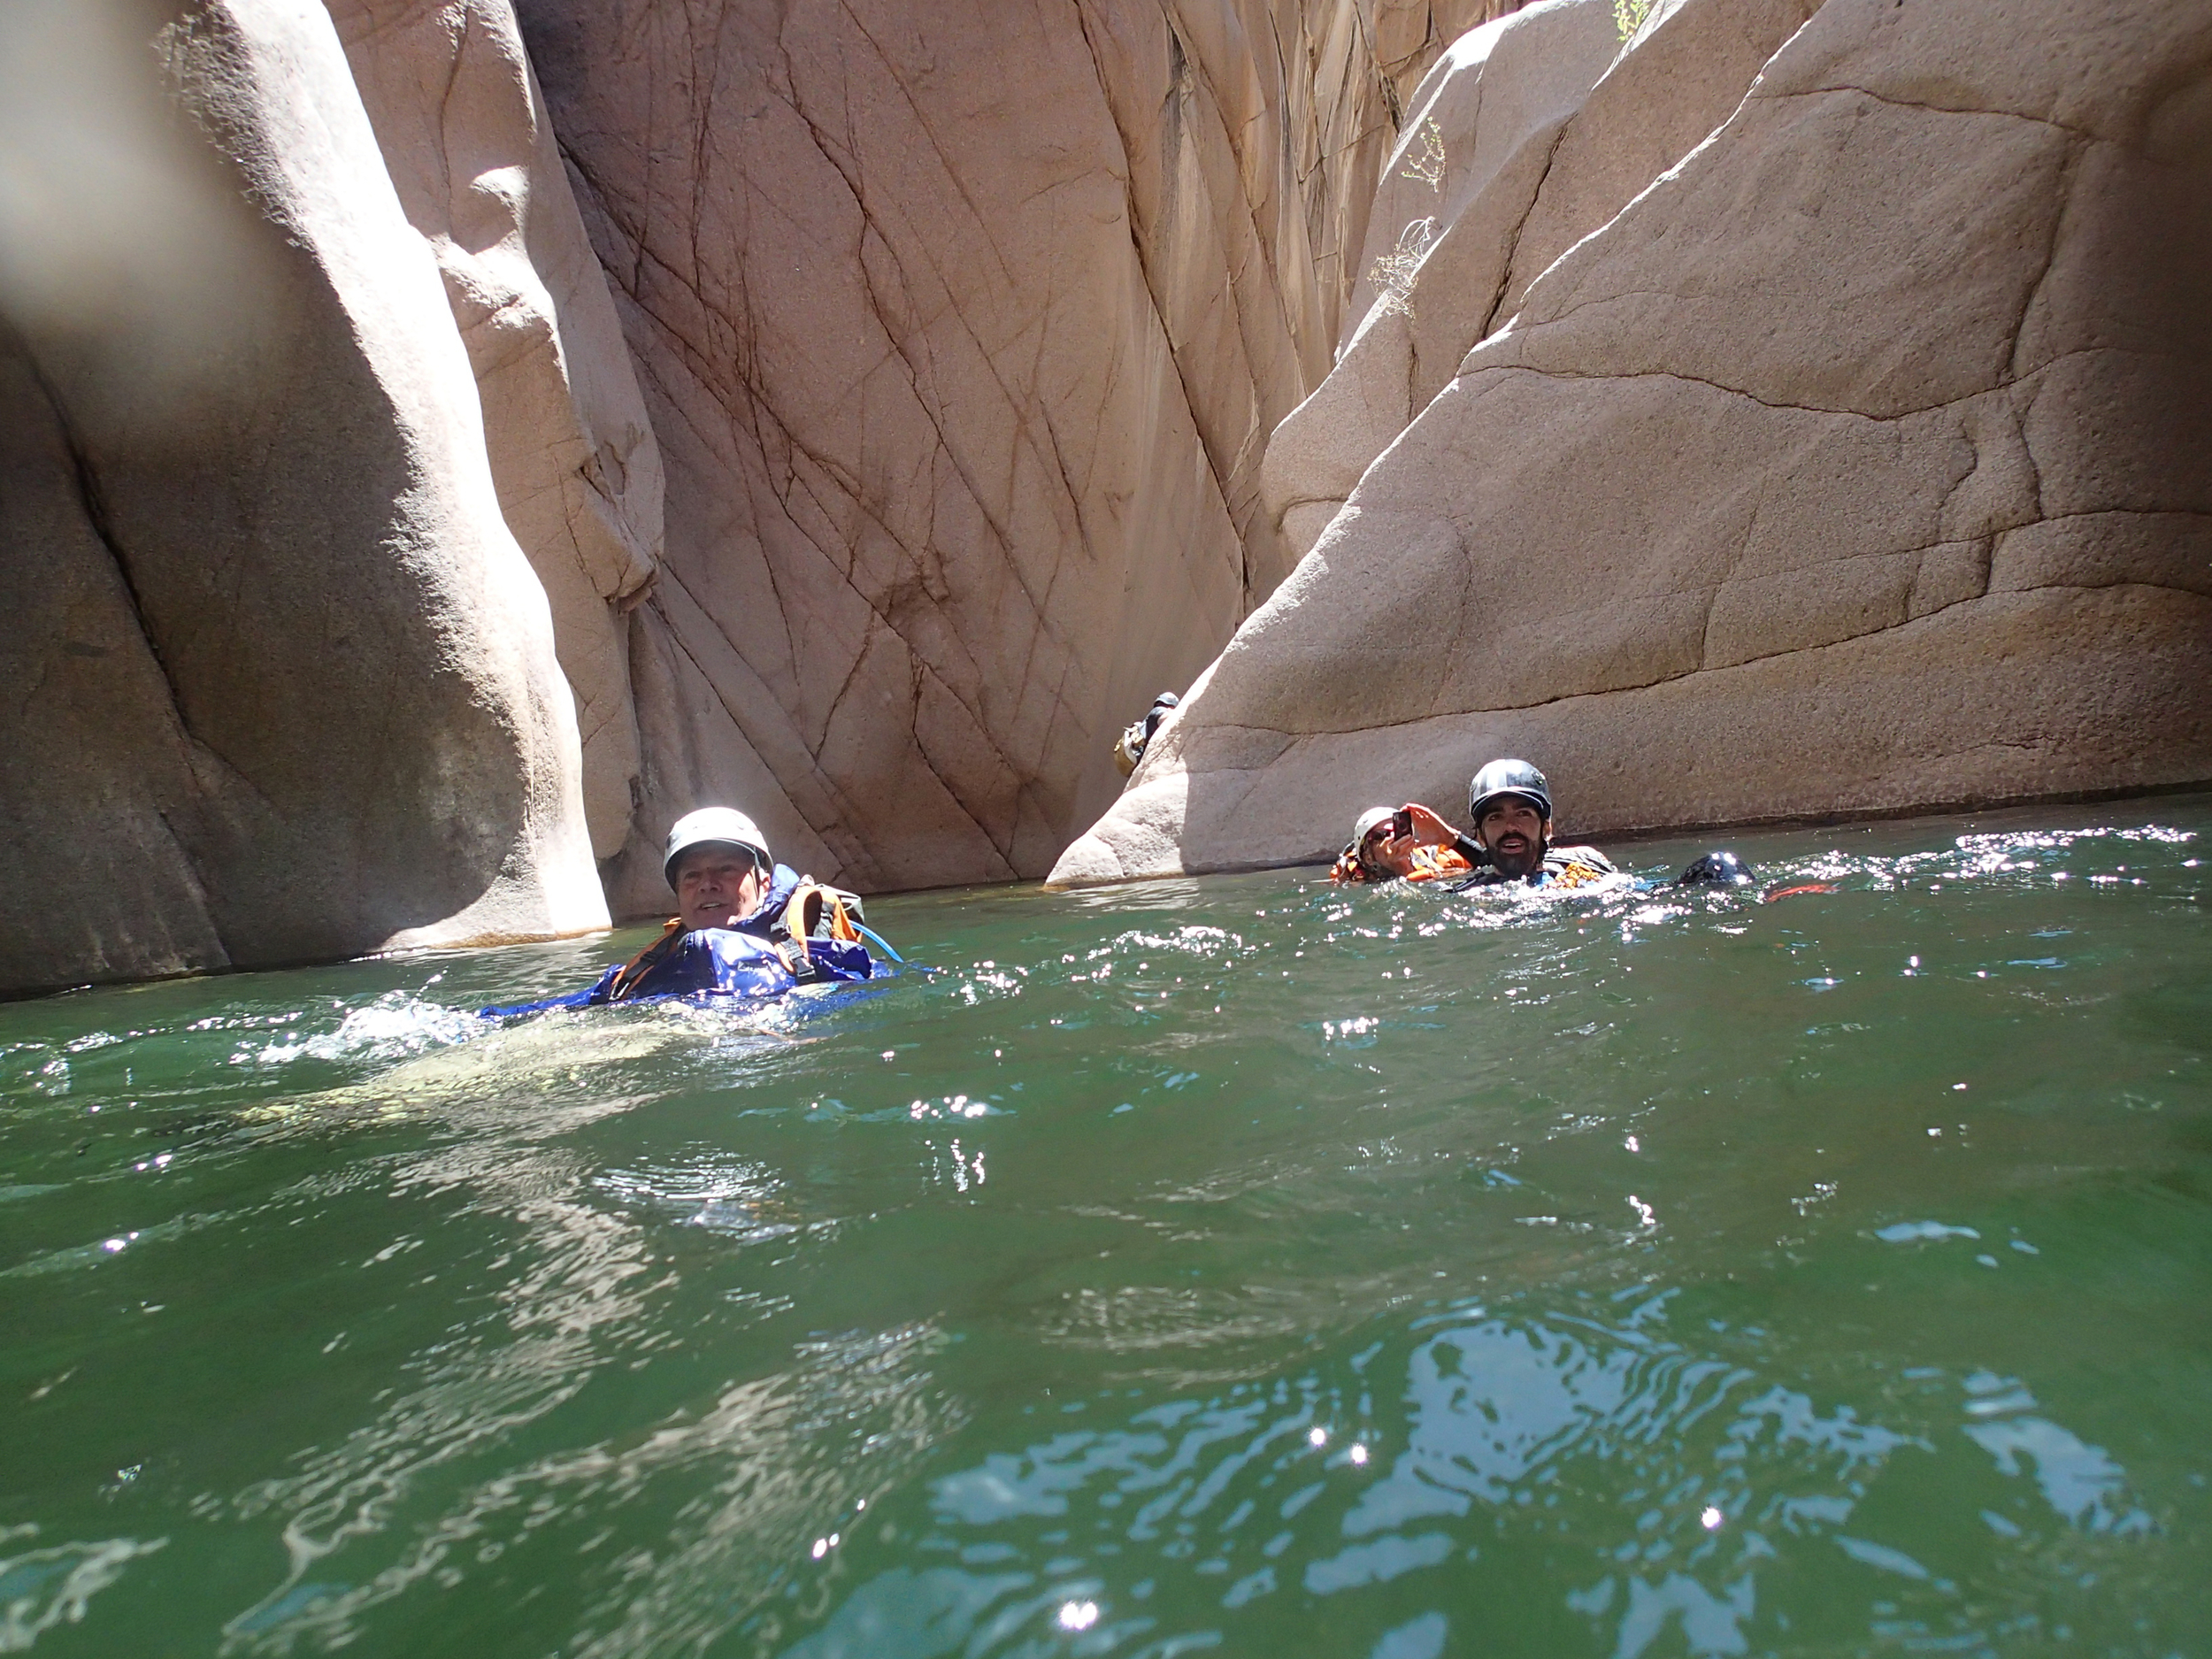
[1467,758,1551,825]
[1676,849,1754,887]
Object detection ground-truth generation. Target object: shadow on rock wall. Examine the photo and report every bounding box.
[326,0,666,866]
[0,0,603,995]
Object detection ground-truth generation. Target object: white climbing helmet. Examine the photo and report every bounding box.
[663,807,772,889]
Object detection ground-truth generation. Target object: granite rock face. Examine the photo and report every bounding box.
[1263,0,1823,559]
[517,0,1502,910]
[325,0,664,860]
[1054,0,2212,886]
[0,0,605,994]
[1338,0,1621,350]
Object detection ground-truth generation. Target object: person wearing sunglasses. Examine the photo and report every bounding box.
[1329,805,1479,884]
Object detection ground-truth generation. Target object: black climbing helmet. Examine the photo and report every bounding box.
[1141,691,1181,741]
[1677,849,1755,887]
[1467,758,1552,826]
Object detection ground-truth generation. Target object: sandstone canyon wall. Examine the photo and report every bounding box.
[1265,0,1825,557]
[323,0,667,861]
[12,0,2200,995]
[1054,0,2212,886]
[0,0,605,995]
[1,0,1506,995]
[515,0,1505,911]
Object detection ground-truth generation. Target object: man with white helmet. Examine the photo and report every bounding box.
[1386,759,1625,892]
[502,806,876,1010]
[663,807,778,933]
[1329,806,1477,884]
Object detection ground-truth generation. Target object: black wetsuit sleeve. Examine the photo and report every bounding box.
[1451,832,1486,865]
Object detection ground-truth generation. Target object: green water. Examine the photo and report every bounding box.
[4,800,2208,1658]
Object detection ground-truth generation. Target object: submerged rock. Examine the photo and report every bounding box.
[1055,0,2212,886]
[0,0,605,993]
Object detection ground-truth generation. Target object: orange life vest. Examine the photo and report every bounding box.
[1329,844,1476,885]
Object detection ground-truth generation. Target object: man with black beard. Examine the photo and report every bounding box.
[1389,759,1624,892]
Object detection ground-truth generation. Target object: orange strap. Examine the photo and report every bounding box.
[1403,847,1474,882]
[787,883,861,942]
[1763,882,1837,902]
[766,883,863,977]
[606,918,685,1002]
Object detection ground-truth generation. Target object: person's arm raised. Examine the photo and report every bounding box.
[1400,803,1491,866]
[1397,803,1458,849]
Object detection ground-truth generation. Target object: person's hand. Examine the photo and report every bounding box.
[1398,803,1456,849]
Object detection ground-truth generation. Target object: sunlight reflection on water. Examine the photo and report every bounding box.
[0,800,2205,1656]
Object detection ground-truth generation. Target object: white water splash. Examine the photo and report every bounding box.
[244,992,478,1067]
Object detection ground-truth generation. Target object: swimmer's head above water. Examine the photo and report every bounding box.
[1350,806,1404,878]
[664,808,773,932]
[1466,758,1553,880]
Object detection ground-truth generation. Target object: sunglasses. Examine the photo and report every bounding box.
[1363,810,1413,846]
